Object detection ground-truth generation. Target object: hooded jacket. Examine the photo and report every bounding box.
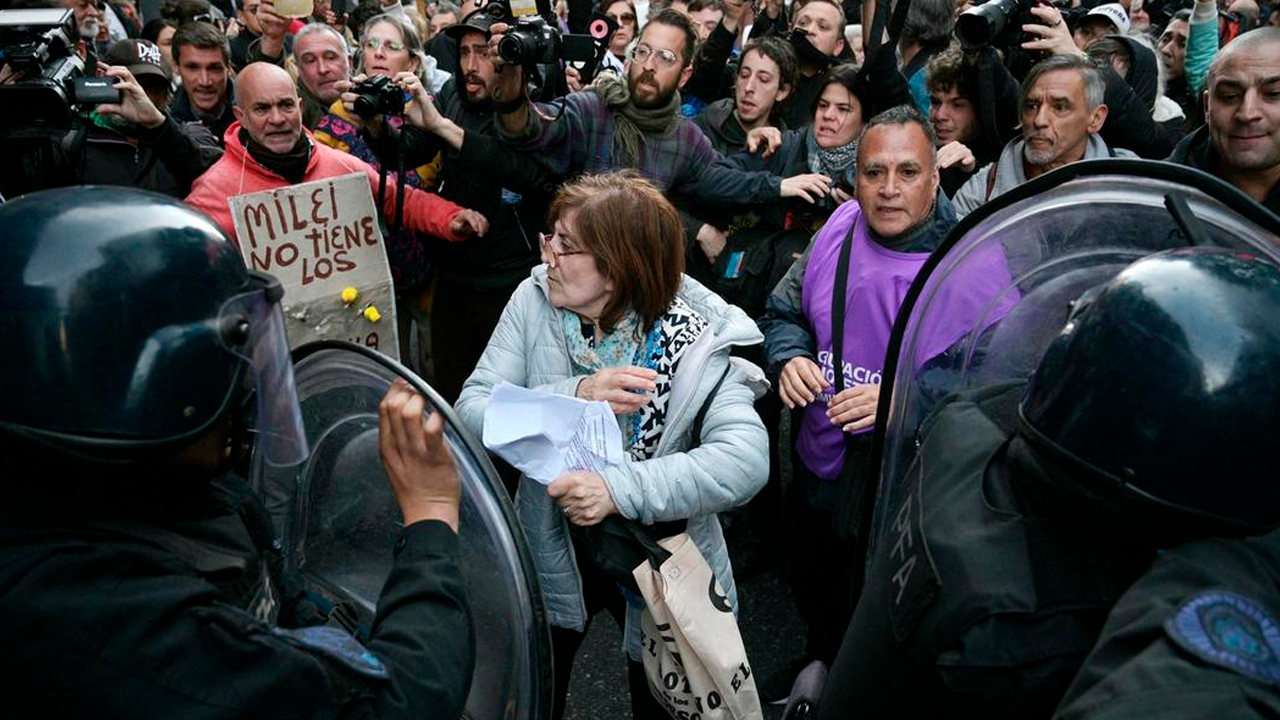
[952,134,1136,219]
[1096,35,1185,159]
[693,97,789,157]
[455,268,769,655]
[185,122,469,247]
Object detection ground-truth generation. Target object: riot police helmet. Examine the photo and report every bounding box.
[1019,247,1280,539]
[0,186,308,468]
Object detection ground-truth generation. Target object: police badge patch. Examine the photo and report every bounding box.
[1165,590,1280,687]
[273,625,391,679]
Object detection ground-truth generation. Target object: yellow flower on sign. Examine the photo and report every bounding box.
[363,305,382,323]
[340,286,359,304]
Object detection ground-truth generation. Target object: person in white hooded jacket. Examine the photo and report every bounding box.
[456,171,769,720]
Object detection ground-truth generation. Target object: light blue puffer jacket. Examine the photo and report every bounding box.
[456,266,770,656]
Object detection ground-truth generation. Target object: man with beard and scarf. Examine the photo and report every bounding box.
[758,104,1016,706]
[185,63,489,248]
[491,10,835,223]
[75,39,223,197]
[351,11,556,404]
[952,55,1136,220]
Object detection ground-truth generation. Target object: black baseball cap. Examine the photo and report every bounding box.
[104,39,172,81]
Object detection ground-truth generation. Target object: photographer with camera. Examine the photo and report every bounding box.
[76,39,223,196]
[339,10,555,403]
[490,9,836,229]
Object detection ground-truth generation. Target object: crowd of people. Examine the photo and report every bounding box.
[1,0,1280,716]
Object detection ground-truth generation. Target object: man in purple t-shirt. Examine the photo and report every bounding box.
[758,104,1013,702]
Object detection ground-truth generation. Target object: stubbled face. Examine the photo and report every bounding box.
[1159,19,1189,81]
[296,31,351,104]
[606,1,637,57]
[625,22,693,109]
[361,20,417,78]
[690,6,722,42]
[813,82,863,149]
[929,84,978,145]
[178,46,230,114]
[457,30,496,102]
[794,2,845,58]
[1021,69,1107,169]
[855,122,940,237]
[734,49,789,126]
[235,68,303,153]
[1207,45,1280,174]
[542,209,614,321]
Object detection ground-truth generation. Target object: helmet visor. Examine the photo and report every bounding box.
[218,272,310,466]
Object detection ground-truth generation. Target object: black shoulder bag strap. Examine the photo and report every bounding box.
[830,222,858,397]
[829,221,872,547]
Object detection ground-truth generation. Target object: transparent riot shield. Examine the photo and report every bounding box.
[254,341,552,720]
[866,160,1280,559]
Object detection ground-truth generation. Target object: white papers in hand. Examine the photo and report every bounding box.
[482,382,624,485]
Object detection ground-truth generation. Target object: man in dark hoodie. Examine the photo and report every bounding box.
[684,0,848,129]
[378,11,554,404]
[693,36,798,156]
[1169,27,1280,216]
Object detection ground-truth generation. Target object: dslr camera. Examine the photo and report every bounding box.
[955,0,1076,49]
[349,75,407,116]
[484,0,597,67]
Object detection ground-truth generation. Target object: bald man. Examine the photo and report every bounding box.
[187,63,489,247]
[1169,27,1280,215]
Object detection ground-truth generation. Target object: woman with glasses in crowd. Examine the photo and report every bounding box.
[456,171,769,720]
[315,13,449,366]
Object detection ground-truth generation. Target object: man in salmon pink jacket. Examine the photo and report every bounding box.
[187,62,488,247]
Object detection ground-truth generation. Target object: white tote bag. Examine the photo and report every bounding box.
[632,533,764,720]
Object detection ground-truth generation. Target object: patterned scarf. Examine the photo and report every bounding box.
[591,73,682,169]
[560,296,708,460]
[807,127,858,189]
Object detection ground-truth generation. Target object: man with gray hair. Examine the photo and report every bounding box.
[1169,27,1280,216]
[249,0,353,128]
[952,54,1135,219]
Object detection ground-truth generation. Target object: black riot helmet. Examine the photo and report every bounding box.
[1019,247,1280,539]
[0,186,308,468]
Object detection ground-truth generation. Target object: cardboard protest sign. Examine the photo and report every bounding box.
[230,172,399,360]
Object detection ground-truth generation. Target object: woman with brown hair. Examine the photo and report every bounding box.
[457,171,769,720]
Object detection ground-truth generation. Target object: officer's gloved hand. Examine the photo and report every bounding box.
[781,659,828,720]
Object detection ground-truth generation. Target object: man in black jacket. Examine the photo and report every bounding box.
[81,38,222,196]
[169,21,237,144]
[0,187,475,720]
[1169,27,1280,216]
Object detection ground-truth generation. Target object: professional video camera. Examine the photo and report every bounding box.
[0,8,119,130]
[350,75,407,116]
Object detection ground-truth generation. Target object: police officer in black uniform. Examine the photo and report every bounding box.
[0,186,475,718]
[1055,528,1280,719]
[815,248,1280,719]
